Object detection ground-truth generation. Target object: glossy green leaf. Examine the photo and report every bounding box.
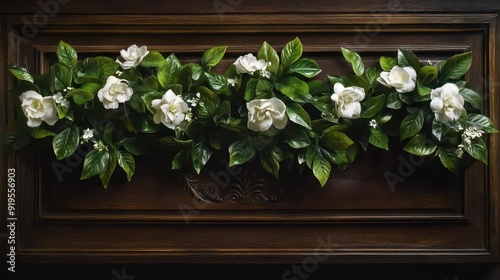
[439,52,472,82]
[369,128,389,150]
[397,49,420,70]
[9,66,34,83]
[438,146,460,174]
[321,130,354,151]
[117,150,135,182]
[313,155,331,187]
[341,47,364,76]
[191,136,213,174]
[80,148,110,180]
[403,133,437,156]
[140,51,165,67]
[202,46,228,69]
[229,140,256,166]
[258,146,282,178]
[465,138,488,165]
[361,94,386,118]
[458,86,483,111]
[158,53,181,89]
[467,113,499,133]
[400,111,424,140]
[281,37,303,68]
[286,103,312,129]
[99,147,117,188]
[380,56,397,71]
[57,40,78,69]
[257,41,279,74]
[52,124,79,160]
[275,76,310,103]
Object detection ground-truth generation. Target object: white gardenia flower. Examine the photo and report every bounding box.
[53,92,70,108]
[430,83,464,124]
[331,83,365,119]
[151,89,190,130]
[247,97,288,132]
[82,128,93,140]
[234,53,268,75]
[97,76,133,109]
[378,65,417,93]
[19,90,58,128]
[116,44,149,69]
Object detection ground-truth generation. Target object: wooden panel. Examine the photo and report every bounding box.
[1,10,499,265]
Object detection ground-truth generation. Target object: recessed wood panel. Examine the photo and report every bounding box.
[1,12,499,264]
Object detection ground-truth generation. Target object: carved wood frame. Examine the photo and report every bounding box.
[1,13,499,264]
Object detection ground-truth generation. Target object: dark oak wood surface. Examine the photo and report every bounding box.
[1,0,500,279]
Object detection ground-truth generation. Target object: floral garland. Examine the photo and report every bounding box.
[6,37,498,188]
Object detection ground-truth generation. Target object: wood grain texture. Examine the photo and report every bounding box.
[0,0,499,268]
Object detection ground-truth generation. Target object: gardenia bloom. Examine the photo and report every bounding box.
[53,92,70,108]
[19,90,58,128]
[97,76,133,109]
[331,83,365,119]
[151,89,191,130]
[116,44,149,69]
[234,53,268,76]
[430,83,464,124]
[82,128,93,141]
[378,65,417,93]
[246,97,288,132]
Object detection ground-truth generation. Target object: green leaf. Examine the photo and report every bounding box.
[229,140,256,166]
[9,66,34,83]
[387,92,402,109]
[67,82,100,104]
[158,53,181,89]
[312,155,331,187]
[50,63,73,92]
[258,146,282,178]
[432,119,444,141]
[52,124,80,160]
[140,51,165,67]
[438,146,460,174]
[417,83,432,96]
[321,130,354,151]
[275,76,310,103]
[74,56,118,84]
[142,91,163,114]
[284,126,311,148]
[205,71,229,95]
[117,150,135,182]
[439,52,472,82]
[464,138,488,165]
[255,79,273,96]
[196,86,220,119]
[244,78,258,101]
[31,127,56,139]
[57,40,78,69]
[281,37,303,68]
[397,49,420,70]
[257,41,279,74]
[287,58,322,78]
[400,111,424,140]
[81,148,110,180]
[361,94,386,118]
[191,137,213,174]
[369,128,389,150]
[202,46,228,70]
[467,114,498,133]
[458,86,483,111]
[99,147,117,188]
[419,65,438,84]
[286,103,312,129]
[380,56,397,71]
[403,133,437,156]
[341,47,364,76]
